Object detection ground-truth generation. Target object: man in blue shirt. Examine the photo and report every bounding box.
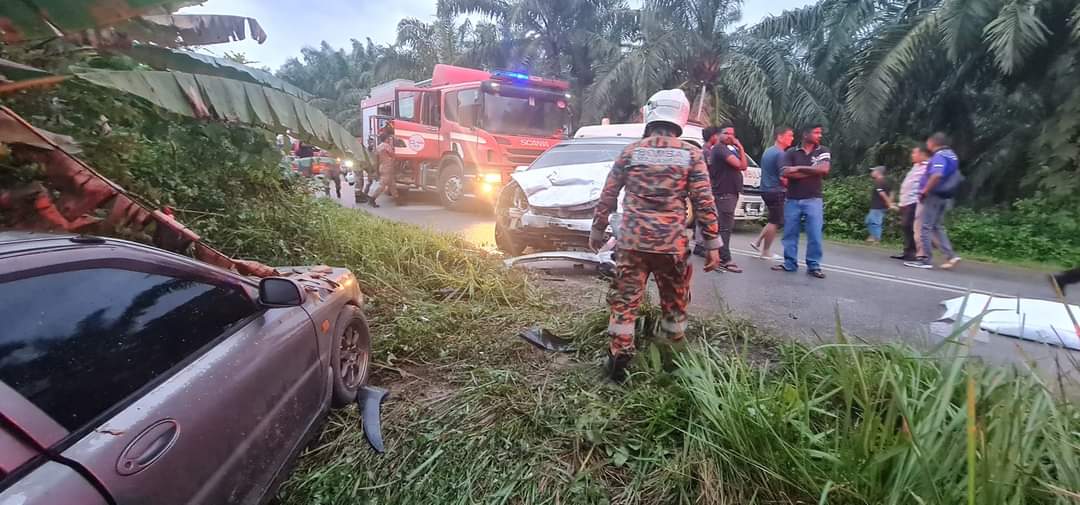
[750,126,793,260]
[905,132,962,270]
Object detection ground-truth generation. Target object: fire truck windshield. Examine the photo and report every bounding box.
[481,89,568,137]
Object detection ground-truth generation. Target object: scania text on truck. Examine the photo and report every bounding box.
[360,65,572,209]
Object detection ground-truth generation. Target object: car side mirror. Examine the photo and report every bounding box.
[258,277,306,307]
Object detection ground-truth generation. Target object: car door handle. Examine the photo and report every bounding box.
[116,419,179,476]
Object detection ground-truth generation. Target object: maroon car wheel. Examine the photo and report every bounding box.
[331,308,371,408]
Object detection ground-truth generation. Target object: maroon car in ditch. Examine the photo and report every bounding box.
[0,231,371,504]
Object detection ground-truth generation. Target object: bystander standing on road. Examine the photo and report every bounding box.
[906,132,963,270]
[773,125,830,278]
[710,125,749,273]
[368,132,397,208]
[865,166,896,244]
[694,126,721,257]
[750,126,793,261]
[891,146,929,260]
[324,159,343,199]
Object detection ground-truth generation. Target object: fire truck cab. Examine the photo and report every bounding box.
[361,65,572,209]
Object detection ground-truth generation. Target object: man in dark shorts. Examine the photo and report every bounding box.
[709,125,749,273]
[750,126,793,260]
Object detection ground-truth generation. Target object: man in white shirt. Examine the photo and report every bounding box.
[891,146,929,261]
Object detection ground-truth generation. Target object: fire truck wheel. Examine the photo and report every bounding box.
[393,187,409,205]
[438,158,466,210]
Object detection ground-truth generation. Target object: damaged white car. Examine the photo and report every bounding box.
[494,124,764,256]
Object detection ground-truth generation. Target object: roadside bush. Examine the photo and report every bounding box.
[824,176,1080,267]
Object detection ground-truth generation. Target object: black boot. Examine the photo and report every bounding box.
[605,350,632,383]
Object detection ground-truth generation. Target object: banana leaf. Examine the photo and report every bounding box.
[1,0,201,42]
[76,69,363,155]
[123,46,312,99]
[71,14,267,49]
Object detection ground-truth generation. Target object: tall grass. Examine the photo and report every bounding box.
[279,305,1080,504]
[676,337,1080,503]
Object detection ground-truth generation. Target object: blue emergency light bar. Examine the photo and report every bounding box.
[492,70,531,81]
[490,69,570,90]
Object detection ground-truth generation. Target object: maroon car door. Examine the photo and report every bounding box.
[0,248,326,504]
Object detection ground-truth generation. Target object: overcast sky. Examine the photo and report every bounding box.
[179,0,813,71]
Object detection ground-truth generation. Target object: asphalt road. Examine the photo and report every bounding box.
[329,181,1080,380]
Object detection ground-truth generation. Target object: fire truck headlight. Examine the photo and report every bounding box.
[481,173,503,184]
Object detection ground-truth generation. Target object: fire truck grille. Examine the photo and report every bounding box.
[506,148,545,166]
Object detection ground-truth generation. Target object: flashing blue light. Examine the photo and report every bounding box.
[494,70,530,81]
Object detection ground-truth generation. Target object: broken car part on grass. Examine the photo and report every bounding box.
[518,325,577,353]
[357,386,390,454]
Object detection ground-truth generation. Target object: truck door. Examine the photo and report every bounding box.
[393,89,443,164]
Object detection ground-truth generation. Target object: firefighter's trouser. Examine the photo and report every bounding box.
[607,249,692,356]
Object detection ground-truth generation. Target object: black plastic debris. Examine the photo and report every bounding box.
[598,261,615,279]
[519,325,577,353]
[357,386,390,453]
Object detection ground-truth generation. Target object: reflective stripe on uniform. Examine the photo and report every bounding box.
[608,322,635,335]
[630,147,691,166]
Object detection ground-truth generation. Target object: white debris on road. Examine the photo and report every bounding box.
[939,294,1080,350]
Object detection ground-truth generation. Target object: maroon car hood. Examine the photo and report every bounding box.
[277,265,362,306]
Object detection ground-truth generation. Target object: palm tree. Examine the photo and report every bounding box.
[750,0,1080,201]
[586,0,830,138]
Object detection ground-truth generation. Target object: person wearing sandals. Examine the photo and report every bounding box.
[750,126,794,261]
[709,125,748,273]
[773,125,830,279]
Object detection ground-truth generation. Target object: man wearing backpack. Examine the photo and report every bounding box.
[906,132,963,270]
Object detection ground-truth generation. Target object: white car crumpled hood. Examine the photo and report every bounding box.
[510,162,613,208]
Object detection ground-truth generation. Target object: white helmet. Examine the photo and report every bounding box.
[643,89,690,137]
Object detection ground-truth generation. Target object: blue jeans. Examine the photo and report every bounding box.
[865,208,885,241]
[782,198,824,272]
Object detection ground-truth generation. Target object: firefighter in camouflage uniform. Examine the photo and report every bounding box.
[590,89,722,382]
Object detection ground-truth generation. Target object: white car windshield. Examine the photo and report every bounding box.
[530,142,631,170]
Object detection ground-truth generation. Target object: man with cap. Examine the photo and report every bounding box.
[590,89,722,382]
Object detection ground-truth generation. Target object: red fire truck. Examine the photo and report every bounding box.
[360,65,572,209]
